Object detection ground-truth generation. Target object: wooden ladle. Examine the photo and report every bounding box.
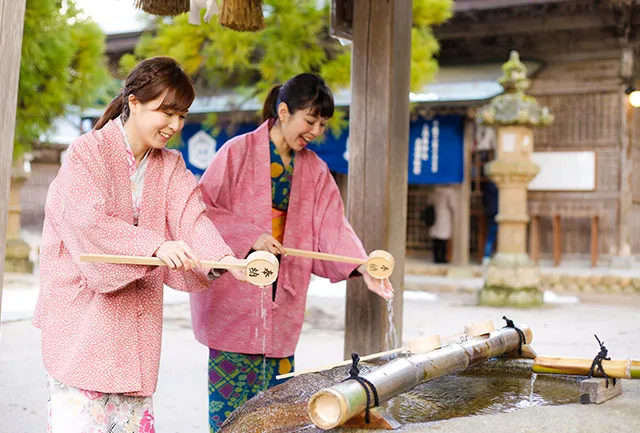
[79,250,279,286]
[283,248,395,279]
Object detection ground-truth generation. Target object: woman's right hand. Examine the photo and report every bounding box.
[253,233,285,255]
[153,240,200,271]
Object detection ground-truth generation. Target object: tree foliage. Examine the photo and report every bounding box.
[123,0,453,125]
[15,0,112,159]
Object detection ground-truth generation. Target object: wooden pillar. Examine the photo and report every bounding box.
[617,47,633,261]
[591,215,599,268]
[0,0,27,322]
[345,0,412,357]
[529,215,540,264]
[452,119,472,266]
[552,214,561,267]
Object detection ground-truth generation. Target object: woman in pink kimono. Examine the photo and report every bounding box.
[191,73,394,431]
[34,57,246,433]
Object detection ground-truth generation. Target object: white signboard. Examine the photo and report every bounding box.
[528,151,596,191]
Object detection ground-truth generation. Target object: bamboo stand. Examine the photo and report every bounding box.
[307,324,533,430]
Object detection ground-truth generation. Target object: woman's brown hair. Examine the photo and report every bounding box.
[95,57,196,130]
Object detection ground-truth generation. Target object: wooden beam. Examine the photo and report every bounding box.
[436,12,614,40]
[330,0,353,41]
[454,0,576,12]
[0,0,27,322]
[345,0,411,358]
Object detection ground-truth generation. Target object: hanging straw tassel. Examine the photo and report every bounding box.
[220,0,265,32]
[134,0,190,16]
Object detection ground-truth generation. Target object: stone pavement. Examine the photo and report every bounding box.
[405,257,640,295]
[1,264,640,432]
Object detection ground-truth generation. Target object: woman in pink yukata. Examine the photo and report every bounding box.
[33,57,246,433]
[190,73,395,431]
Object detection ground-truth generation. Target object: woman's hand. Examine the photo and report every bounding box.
[218,255,247,282]
[153,240,200,271]
[253,233,285,255]
[360,264,394,300]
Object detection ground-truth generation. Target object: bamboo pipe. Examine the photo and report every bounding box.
[307,324,533,430]
[283,248,395,279]
[79,251,279,286]
[279,321,495,380]
[533,356,640,379]
[276,334,444,380]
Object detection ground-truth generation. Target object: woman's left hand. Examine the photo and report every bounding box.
[361,268,394,300]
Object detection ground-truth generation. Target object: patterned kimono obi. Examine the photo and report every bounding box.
[270,139,294,243]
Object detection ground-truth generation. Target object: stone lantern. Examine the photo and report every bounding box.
[476,51,553,308]
[5,159,34,273]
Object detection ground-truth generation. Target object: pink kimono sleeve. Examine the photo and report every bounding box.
[48,148,166,294]
[311,168,368,283]
[163,154,234,292]
[199,143,265,258]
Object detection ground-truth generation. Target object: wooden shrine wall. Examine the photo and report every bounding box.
[528,57,624,259]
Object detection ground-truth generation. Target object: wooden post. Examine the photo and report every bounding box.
[0,0,27,322]
[345,0,412,357]
[529,215,540,264]
[591,215,599,268]
[617,48,634,262]
[552,214,561,267]
[453,119,472,266]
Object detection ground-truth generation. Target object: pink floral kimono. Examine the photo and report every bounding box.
[35,119,233,432]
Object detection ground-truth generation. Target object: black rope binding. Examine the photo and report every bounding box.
[589,334,615,388]
[342,353,380,424]
[502,316,525,355]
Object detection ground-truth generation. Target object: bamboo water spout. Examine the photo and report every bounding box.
[533,356,640,379]
[307,324,533,430]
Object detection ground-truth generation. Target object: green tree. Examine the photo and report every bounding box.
[123,0,453,129]
[15,0,112,159]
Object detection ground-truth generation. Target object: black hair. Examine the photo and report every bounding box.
[262,73,335,122]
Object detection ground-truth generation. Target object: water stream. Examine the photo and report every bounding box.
[385,296,398,350]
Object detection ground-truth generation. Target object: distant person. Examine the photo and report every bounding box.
[429,185,456,264]
[482,174,499,266]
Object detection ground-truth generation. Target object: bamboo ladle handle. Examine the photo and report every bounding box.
[283,248,365,265]
[283,248,395,279]
[79,251,279,286]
